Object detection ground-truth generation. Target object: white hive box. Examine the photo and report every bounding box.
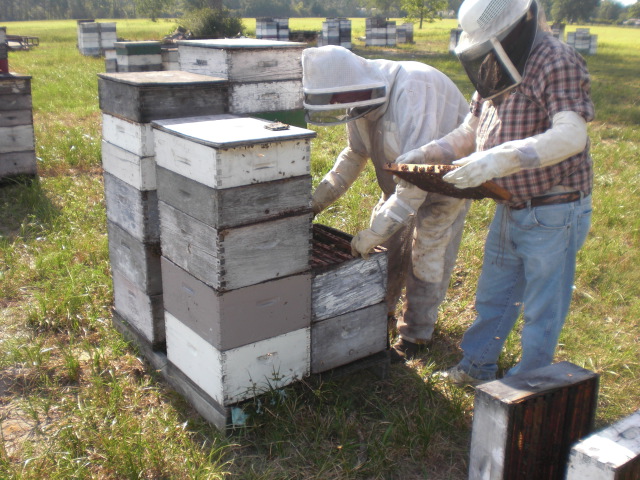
[115,41,162,72]
[166,312,310,406]
[152,114,314,190]
[177,38,305,114]
[161,257,311,351]
[566,410,640,480]
[101,140,156,191]
[159,201,312,291]
[177,38,305,82]
[103,113,155,157]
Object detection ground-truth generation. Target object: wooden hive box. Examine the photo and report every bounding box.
[566,409,640,480]
[469,361,599,480]
[152,114,315,190]
[112,269,164,348]
[101,139,156,191]
[165,312,310,406]
[226,79,303,114]
[159,201,312,292]
[156,166,311,230]
[177,38,305,82]
[102,113,155,157]
[98,70,228,124]
[104,172,159,243]
[310,224,388,373]
[114,41,162,72]
[0,74,36,179]
[161,256,311,351]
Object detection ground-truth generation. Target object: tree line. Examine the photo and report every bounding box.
[2,0,639,27]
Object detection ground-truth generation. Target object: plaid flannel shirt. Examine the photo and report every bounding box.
[471,33,595,205]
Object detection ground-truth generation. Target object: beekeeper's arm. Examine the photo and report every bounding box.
[312,146,368,215]
[351,181,426,259]
[443,111,588,188]
[395,113,479,165]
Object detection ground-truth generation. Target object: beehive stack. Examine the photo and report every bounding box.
[567,28,597,55]
[97,70,228,350]
[0,27,8,73]
[151,114,316,418]
[319,18,352,49]
[0,73,37,182]
[396,23,414,44]
[256,18,290,41]
[77,20,117,56]
[177,38,306,126]
[365,18,396,47]
[115,41,163,73]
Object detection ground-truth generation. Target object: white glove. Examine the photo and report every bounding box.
[312,147,367,215]
[443,111,588,189]
[351,183,427,259]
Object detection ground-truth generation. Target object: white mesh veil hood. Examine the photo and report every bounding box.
[302,45,390,112]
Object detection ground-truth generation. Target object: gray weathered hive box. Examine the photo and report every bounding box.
[98,70,228,123]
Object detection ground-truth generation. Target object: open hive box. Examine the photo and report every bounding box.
[383,163,512,201]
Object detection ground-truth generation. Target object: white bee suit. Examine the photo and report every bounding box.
[303,46,470,343]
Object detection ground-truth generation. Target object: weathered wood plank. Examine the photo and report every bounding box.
[0,150,37,178]
[0,108,32,128]
[101,139,156,191]
[227,80,303,114]
[311,302,388,374]
[102,113,155,157]
[159,201,311,291]
[0,74,31,96]
[0,124,35,153]
[156,166,311,229]
[161,256,311,350]
[166,312,310,406]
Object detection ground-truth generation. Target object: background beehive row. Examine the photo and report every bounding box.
[98,39,389,427]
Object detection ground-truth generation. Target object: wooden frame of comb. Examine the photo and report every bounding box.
[382,163,512,201]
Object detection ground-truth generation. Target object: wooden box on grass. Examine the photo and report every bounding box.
[152,114,315,190]
[156,165,311,230]
[469,361,599,480]
[107,220,162,295]
[161,256,310,351]
[98,70,228,123]
[112,268,164,348]
[566,409,640,480]
[166,312,310,406]
[310,224,388,374]
[177,38,305,82]
[104,172,159,243]
[159,201,312,292]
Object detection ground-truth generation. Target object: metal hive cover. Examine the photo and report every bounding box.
[382,163,512,201]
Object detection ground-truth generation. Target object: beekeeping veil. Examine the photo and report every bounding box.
[302,46,388,126]
[455,0,539,99]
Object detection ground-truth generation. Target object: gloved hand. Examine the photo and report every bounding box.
[351,183,427,259]
[442,150,512,189]
[396,140,455,166]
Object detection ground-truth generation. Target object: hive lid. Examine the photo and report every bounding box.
[97,70,227,86]
[152,114,316,147]
[382,163,512,201]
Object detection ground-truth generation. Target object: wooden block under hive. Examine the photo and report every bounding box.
[165,312,310,406]
[156,166,311,230]
[161,256,311,351]
[469,361,599,480]
[383,163,512,201]
[152,114,315,190]
[97,70,228,123]
[159,201,312,292]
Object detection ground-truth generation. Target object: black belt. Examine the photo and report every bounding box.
[510,191,581,210]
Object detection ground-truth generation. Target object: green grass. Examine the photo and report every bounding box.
[0,18,638,479]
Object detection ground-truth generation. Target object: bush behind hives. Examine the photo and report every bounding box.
[179,7,245,39]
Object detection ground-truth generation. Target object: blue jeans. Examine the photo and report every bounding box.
[458,195,592,380]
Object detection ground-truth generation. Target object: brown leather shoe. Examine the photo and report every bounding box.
[389,338,426,363]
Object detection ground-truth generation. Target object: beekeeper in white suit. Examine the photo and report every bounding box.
[302,46,470,361]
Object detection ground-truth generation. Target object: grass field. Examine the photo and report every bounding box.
[0,17,638,479]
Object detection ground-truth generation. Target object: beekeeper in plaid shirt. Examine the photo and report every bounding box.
[397,0,594,385]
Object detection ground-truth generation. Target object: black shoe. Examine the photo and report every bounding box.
[389,338,425,363]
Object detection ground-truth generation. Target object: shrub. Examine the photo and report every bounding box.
[179,7,245,39]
